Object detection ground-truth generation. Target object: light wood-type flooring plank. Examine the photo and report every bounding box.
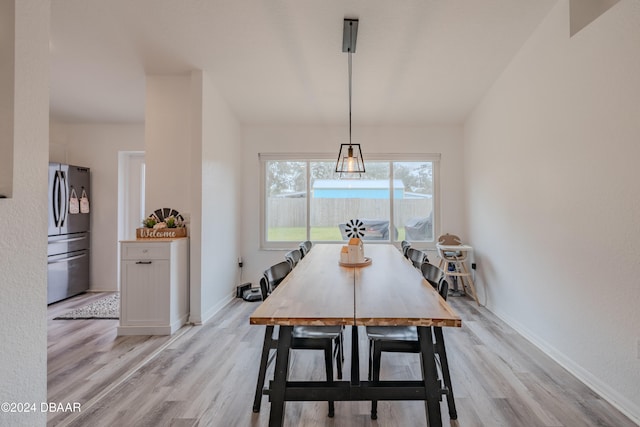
[47,292,637,426]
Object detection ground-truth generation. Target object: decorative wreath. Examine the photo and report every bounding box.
[345,219,366,238]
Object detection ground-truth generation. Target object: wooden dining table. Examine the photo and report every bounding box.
[250,243,462,426]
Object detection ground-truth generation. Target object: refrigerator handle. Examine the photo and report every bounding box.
[53,171,61,227]
[60,170,68,227]
[48,253,87,264]
[52,235,88,244]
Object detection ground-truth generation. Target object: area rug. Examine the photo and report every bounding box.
[54,293,119,320]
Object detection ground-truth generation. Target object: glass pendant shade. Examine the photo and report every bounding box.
[335,19,365,178]
[335,143,365,177]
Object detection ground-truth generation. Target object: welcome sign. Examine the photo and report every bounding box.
[136,227,187,239]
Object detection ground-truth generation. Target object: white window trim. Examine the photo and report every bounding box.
[259,153,441,250]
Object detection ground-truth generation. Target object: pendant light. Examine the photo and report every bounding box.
[335,18,365,178]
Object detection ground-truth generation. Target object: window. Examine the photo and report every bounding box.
[260,153,439,248]
[393,162,434,242]
[264,160,307,242]
[310,161,390,241]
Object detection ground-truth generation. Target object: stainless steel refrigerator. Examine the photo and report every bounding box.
[48,163,91,304]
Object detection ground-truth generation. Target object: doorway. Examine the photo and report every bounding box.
[117,151,145,289]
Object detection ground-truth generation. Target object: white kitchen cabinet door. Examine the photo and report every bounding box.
[120,259,170,325]
[118,238,188,335]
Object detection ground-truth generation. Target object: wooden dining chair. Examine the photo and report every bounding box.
[284,249,302,269]
[253,262,343,417]
[365,264,457,420]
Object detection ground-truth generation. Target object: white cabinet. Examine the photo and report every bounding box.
[118,238,189,336]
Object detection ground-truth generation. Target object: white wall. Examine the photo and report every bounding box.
[49,121,145,291]
[145,75,192,215]
[0,1,49,425]
[196,72,242,323]
[146,72,242,324]
[464,0,640,421]
[241,125,465,287]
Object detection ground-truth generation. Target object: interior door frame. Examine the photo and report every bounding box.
[117,151,145,290]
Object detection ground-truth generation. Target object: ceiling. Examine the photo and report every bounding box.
[49,0,557,125]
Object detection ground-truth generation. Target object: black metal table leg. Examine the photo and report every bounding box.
[418,326,442,427]
[351,325,360,386]
[323,341,335,417]
[269,325,293,427]
[253,325,274,412]
[434,327,457,419]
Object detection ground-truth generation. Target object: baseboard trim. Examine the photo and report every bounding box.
[117,325,173,335]
[199,294,234,325]
[87,288,118,293]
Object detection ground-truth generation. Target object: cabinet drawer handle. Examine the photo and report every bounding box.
[136,261,153,265]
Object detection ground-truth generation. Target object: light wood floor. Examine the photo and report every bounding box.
[48,293,637,427]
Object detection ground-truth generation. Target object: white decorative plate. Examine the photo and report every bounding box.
[338,257,372,267]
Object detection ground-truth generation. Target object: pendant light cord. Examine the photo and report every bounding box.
[336,18,364,176]
[348,23,353,147]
